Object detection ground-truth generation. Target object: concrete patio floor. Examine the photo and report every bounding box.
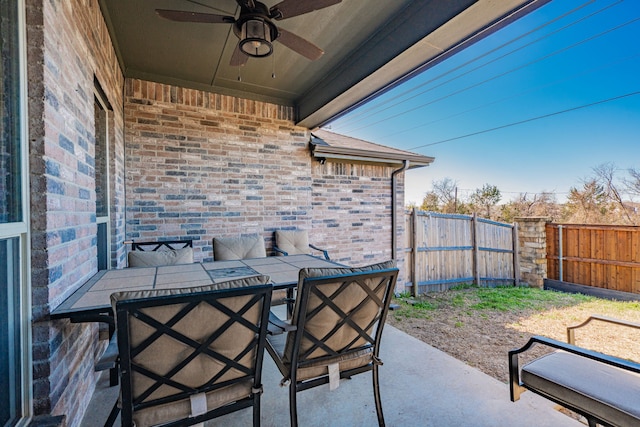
[82,324,583,427]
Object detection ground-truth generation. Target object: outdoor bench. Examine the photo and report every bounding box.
[509,315,640,427]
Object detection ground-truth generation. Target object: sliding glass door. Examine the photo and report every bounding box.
[0,239,23,426]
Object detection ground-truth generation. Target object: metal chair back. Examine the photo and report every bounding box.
[130,239,193,251]
[267,261,398,426]
[112,276,272,427]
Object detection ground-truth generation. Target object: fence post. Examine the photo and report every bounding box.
[512,222,520,286]
[412,209,418,297]
[472,213,480,286]
[558,224,563,282]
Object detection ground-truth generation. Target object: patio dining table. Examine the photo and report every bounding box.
[50,254,342,388]
[50,253,341,324]
[48,253,341,393]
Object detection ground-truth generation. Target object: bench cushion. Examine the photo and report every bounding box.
[521,351,640,427]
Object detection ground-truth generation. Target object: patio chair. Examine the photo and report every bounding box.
[127,239,194,267]
[105,275,272,427]
[213,235,267,260]
[130,239,193,251]
[273,230,330,260]
[266,260,398,427]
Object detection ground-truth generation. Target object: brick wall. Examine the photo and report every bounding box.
[310,162,396,264]
[125,78,400,267]
[515,217,551,287]
[27,0,124,424]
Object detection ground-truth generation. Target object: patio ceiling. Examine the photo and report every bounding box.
[98,0,549,128]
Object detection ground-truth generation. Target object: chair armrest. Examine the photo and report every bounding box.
[96,332,119,371]
[567,315,640,344]
[508,335,640,402]
[308,244,330,260]
[268,311,297,335]
[272,245,288,256]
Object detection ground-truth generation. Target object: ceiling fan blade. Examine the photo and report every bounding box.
[276,28,324,61]
[155,9,235,24]
[230,45,249,67]
[270,0,342,20]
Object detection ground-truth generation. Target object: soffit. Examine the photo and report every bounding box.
[98,0,548,128]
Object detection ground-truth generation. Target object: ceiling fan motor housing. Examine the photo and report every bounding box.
[234,2,279,57]
[157,0,333,63]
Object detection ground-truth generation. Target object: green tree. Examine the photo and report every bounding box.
[469,184,501,219]
[419,192,440,212]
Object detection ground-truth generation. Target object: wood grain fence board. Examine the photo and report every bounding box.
[545,223,640,295]
[592,229,603,288]
[405,211,517,295]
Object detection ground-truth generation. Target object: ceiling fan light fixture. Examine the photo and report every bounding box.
[239,18,274,57]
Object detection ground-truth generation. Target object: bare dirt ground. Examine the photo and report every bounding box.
[387,289,640,385]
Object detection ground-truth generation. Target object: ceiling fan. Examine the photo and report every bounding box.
[156,0,342,66]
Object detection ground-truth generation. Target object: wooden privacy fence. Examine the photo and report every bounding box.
[403,210,519,295]
[546,223,640,294]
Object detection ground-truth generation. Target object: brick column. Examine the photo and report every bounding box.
[515,217,551,288]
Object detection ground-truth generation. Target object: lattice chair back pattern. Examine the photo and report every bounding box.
[110,276,272,427]
[266,260,398,427]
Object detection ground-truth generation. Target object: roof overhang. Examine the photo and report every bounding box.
[299,0,551,127]
[310,132,435,169]
[98,0,550,129]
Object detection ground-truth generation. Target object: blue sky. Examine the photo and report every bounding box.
[325,0,640,205]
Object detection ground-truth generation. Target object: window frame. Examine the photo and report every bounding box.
[0,0,33,424]
[94,87,112,271]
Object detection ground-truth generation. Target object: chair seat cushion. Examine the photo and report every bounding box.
[521,351,640,427]
[133,381,252,427]
[267,332,374,381]
[128,247,193,267]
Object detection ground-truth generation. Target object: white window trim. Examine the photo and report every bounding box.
[9,0,33,424]
[94,89,111,270]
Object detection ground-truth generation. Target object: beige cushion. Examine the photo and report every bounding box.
[521,351,640,427]
[133,382,252,427]
[268,332,374,381]
[275,230,310,255]
[275,260,396,378]
[128,247,193,267]
[111,275,271,427]
[213,235,267,260]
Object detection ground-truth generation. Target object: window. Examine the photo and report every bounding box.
[0,0,30,425]
[0,0,21,225]
[94,90,111,270]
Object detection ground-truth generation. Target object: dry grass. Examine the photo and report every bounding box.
[387,286,640,383]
